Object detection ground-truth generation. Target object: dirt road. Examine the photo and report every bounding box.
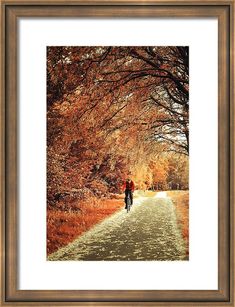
[48,192,187,261]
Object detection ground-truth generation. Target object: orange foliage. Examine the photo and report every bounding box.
[47,46,189,204]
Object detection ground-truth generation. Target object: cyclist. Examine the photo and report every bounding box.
[122,178,135,208]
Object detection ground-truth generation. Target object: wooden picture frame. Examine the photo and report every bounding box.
[0,0,234,306]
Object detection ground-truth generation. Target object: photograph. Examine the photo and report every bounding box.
[47,46,189,261]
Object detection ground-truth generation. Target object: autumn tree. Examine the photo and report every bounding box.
[47,46,189,205]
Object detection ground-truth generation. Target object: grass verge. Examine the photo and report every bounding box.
[167,190,189,257]
[47,196,124,255]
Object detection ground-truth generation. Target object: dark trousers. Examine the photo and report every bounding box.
[125,189,133,205]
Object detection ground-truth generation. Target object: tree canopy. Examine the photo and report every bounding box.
[47,46,189,204]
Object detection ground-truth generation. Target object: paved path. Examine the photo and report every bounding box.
[48,192,187,261]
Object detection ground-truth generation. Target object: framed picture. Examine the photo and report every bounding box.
[1,0,234,306]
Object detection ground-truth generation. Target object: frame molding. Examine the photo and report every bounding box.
[1,0,234,306]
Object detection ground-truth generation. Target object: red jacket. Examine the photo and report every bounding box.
[122,180,135,191]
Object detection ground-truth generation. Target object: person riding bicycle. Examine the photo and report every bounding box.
[122,178,135,208]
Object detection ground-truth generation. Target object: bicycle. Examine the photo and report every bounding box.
[126,191,132,213]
